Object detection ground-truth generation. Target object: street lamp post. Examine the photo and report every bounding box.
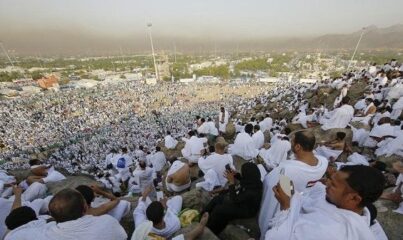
[347,27,366,71]
[0,42,15,67]
[147,23,159,81]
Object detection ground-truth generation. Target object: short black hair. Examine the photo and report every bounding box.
[341,96,350,105]
[284,128,291,135]
[146,201,165,225]
[49,189,86,223]
[336,132,346,140]
[75,185,95,205]
[188,130,195,136]
[156,146,161,151]
[5,206,37,230]
[293,130,315,151]
[340,165,385,208]
[254,125,260,131]
[244,123,254,134]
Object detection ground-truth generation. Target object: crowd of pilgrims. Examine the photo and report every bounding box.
[0,59,403,239]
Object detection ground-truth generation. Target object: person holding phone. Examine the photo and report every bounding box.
[203,162,263,235]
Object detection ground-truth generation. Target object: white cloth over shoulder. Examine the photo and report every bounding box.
[258,155,328,239]
[265,184,377,240]
[229,132,259,161]
[164,135,178,149]
[321,104,354,130]
[5,215,127,240]
[259,139,291,169]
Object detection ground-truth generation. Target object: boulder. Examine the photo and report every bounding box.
[174,223,219,240]
[229,218,260,239]
[219,224,250,240]
[182,188,211,212]
[377,155,403,169]
[46,175,98,195]
[375,188,403,240]
[224,122,236,141]
[289,126,353,147]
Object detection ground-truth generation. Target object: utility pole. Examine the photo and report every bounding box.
[0,42,15,67]
[347,27,366,71]
[147,23,159,81]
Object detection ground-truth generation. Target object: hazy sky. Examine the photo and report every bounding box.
[1,0,402,54]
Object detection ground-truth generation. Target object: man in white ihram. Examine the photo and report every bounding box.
[264,165,387,240]
[258,130,328,238]
[5,189,127,240]
[321,96,354,130]
[218,107,229,134]
[181,130,207,164]
[229,123,259,161]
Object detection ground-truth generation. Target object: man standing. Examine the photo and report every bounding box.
[219,107,229,135]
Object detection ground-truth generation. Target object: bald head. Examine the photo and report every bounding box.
[215,142,226,153]
[49,188,86,223]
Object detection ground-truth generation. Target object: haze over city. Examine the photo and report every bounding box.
[1,0,403,55]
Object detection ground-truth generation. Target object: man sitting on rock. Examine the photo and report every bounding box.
[164,131,178,150]
[133,185,183,238]
[25,159,66,185]
[229,123,259,161]
[165,160,191,193]
[321,96,354,130]
[181,130,208,164]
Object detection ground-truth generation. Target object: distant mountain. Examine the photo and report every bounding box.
[310,24,403,50]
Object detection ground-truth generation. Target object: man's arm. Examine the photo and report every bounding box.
[91,185,117,200]
[133,185,153,227]
[87,199,120,216]
[11,186,23,210]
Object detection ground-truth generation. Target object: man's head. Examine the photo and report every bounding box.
[5,206,37,230]
[166,131,171,135]
[365,98,374,104]
[336,132,346,141]
[215,142,226,154]
[188,130,195,137]
[156,146,161,152]
[121,147,128,153]
[291,130,315,154]
[253,124,260,132]
[341,96,350,105]
[75,185,95,206]
[49,189,87,223]
[244,124,254,134]
[326,165,385,212]
[146,201,165,226]
[220,107,225,112]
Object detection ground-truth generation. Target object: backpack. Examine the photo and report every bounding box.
[117,157,126,168]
